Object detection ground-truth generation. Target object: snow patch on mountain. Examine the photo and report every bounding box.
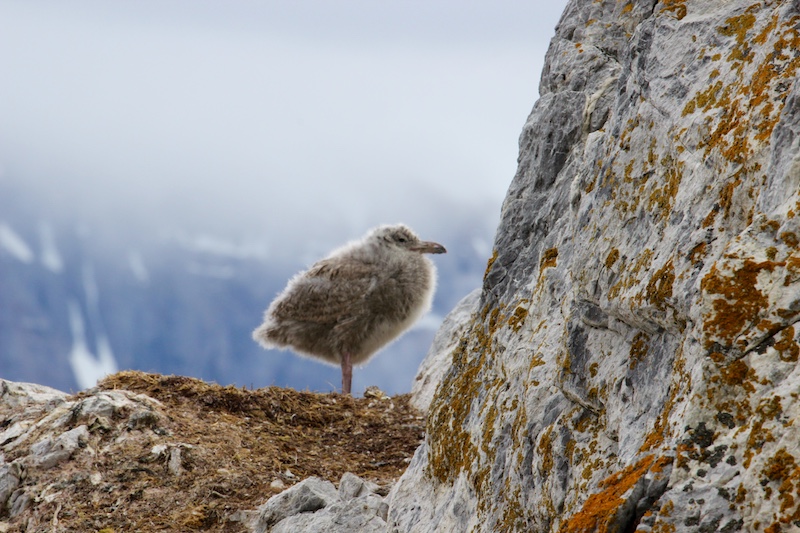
[67,301,118,389]
[38,222,63,273]
[168,231,270,260]
[0,222,34,263]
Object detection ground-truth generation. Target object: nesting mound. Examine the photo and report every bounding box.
[2,371,424,532]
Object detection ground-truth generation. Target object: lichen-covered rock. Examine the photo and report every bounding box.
[389,1,800,531]
[410,289,481,412]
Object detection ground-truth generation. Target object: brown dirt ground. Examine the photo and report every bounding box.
[3,371,424,532]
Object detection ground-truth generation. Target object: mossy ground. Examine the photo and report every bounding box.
[2,371,424,532]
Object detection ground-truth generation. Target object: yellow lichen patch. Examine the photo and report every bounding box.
[702,206,719,228]
[766,247,778,261]
[646,155,683,220]
[426,320,485,483]
[688,242,707,265]
[645,259,675,310]
[540,247,559,273]
[780,231,799,248]
[605,248,620,269]
[786,254,800,285]
[537,426,555,479]
[560,455,660,533]
[718,9,758,63]
[629,332,650,370]
[608,249,653,300]
[530,353,546,371]
[718,174,743,219]
[682,80,723,116]
[507,304,529,333]
[660,0,687,20]
[701,259,781,349]
[484,249,499,281]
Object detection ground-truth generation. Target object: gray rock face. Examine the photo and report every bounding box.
[389,1,800,531]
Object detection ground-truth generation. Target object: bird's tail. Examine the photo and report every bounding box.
[252,321,276,349]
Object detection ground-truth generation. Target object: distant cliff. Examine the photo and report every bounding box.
[390,0,800,531]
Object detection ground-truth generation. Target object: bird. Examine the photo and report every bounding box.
[252,224,446,395]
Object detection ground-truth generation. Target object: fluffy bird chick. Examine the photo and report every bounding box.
[253,224,446,394]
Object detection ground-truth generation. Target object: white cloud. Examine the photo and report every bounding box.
[0,0,569,239]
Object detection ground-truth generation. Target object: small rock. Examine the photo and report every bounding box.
[363,386,389,400]
[127,409,162,431]
[0,462,23,508]
[168,447,184,476]
[338,472,378,500]
[29,425,89,470]
[270,479,286,491]
[254,477,339,532]
[7,489,30,517]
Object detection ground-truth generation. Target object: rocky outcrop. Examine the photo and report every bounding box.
[0,373,421,532]
[389,0,800,531]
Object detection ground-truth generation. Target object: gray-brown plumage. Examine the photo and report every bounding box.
[252,224,446,395]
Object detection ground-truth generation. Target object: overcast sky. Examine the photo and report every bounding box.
[0,0,569,242]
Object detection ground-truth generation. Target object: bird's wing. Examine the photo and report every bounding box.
[269,257,378,324]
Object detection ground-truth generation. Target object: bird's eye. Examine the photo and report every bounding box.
[397,236,407,243]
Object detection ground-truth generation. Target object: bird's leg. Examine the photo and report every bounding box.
[341,352,353,395]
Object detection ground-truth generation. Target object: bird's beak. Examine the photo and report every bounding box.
[410,241,447,254]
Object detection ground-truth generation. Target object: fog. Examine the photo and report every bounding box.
[0,1,568,244]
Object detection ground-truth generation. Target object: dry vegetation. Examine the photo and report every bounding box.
[3,371,424,532]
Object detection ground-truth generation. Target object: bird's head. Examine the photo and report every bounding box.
[372,224,447,255]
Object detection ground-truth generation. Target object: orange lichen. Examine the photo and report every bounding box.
[774,326,799,362]
[780,232,799,248]
[718,9,757,63]
[701,259,780,349]
[561,455,658,533]
[761,448,800,524]
[629,332,650,370]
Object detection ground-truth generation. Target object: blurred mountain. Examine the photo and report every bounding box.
[0,179,495,395]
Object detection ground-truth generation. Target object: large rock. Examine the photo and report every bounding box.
[389,1,800,531]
